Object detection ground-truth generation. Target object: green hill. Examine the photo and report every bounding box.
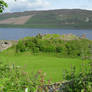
[0,9,92,28]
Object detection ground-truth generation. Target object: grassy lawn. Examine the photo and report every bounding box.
[0,48,89,82]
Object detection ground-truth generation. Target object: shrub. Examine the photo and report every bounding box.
[0,63,37,92]
[56,44,66,53]
[62,62,92,92]
[16,34,92,58]
[16,40,26,52]
[32,47,39,53]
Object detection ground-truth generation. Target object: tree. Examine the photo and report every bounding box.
[0,0,8,12]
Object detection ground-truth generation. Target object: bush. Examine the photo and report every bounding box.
[56,44,66,53]
[0,63,37,92]
[32,47,39,53]
[62,62,92,92]
[16,40,26,52]
[16,34,92,58]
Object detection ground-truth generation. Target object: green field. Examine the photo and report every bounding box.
[0,48,89,82]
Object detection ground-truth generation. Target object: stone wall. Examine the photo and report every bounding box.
[37,81,72,92]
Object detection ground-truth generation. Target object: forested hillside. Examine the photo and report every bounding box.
[0,9,92,28]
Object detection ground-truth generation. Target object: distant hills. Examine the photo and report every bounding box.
[0,9,92,29]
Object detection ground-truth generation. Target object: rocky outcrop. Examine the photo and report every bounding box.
[0,40,12,51]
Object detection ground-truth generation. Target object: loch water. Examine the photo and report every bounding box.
[0,28,92,40]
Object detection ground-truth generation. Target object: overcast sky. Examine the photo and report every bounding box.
[4,0,92,12]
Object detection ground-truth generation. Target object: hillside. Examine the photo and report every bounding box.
[0,9,92,28]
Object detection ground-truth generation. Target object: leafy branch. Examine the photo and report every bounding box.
[0,0,8,12]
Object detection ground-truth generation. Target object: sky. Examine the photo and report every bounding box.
[4,0,92,12]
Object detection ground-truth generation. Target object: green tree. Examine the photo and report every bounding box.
[0,0,8,12]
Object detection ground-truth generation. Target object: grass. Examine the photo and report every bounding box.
[0,48,89,82]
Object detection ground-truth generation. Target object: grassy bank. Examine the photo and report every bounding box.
[0,48,89,82]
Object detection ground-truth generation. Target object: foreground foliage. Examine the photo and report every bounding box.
[0,62,37,92]
[62,61,92,92]
[0,61,92,92]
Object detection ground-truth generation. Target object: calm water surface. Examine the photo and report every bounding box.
[0,28,92,40]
